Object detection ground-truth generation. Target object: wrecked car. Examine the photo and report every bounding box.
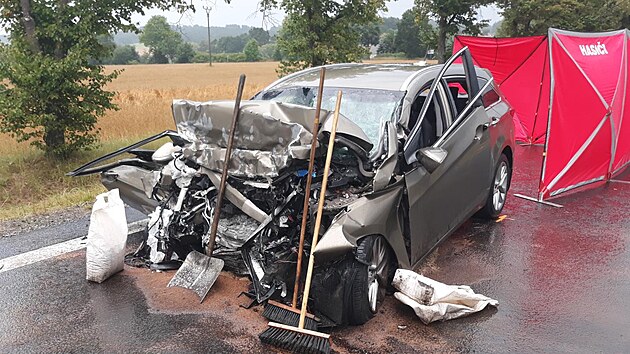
[69,48,514,326]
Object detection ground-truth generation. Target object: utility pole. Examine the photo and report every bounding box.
[203,5,212,66]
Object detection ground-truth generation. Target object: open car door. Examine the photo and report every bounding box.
[403,47,494,266]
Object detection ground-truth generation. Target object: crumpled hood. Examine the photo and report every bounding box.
[172,99,372,178]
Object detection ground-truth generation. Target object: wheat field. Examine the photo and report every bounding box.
[101,61,280,137]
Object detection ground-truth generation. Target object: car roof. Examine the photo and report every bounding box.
[265,63,492,92]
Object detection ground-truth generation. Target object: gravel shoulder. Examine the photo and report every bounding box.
[0,204,92,238]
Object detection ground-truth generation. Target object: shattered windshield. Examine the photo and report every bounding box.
[256,87,404,145]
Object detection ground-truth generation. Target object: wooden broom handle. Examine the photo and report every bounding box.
[292,67,326,309]
[298,90,342,330]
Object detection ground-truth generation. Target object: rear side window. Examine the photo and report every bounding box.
[482,88,500,108]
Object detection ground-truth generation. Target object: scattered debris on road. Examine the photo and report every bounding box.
[392,269,498,324]
[495,215,508,223]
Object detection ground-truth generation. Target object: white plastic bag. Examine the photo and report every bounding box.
[86,189,128,283]
[392,269,498,324]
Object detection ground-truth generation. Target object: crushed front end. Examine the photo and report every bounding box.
[70,99,406,325]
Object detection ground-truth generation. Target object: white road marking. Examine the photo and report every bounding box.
[0,219,147,274]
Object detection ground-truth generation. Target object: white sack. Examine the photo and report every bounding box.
[392,269,498,324]
[86,189,128,283]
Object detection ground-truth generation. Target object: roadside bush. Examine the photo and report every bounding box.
[191,52,253,63]
[192,52,211,63]
[212,53,247,62]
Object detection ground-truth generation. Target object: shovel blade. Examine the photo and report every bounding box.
[167,250,224,302]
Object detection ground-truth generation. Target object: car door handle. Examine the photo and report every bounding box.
[474,126,485,141]
[475,121,492,141]
[480,117,499,132]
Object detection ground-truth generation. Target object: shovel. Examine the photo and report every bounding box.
[168,74,247,302]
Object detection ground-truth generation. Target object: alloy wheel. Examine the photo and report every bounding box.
[493,161,509,211]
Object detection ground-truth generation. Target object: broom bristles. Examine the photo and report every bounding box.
[259,322,330,354]
[261,301,319,330]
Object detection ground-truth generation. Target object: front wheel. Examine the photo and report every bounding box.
[347,235,395,325]
[478,154,511,219]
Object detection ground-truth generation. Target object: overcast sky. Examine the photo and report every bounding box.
[131,1,501,28]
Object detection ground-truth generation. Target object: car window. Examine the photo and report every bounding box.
[403,47,483,164]
[482,88,501,108]
[255,87,404,146]
[408,84,450,149]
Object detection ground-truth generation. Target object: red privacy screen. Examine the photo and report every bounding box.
[454,29,630,200]
[453,35,550,144]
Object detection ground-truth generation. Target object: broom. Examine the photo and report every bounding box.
[261,67,326,331]
[259,90,342,354]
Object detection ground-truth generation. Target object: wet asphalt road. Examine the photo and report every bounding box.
[0,208,146,260]
[0,145,629,353]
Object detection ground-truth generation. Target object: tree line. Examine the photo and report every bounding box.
[1,0,630,157]
[100,13,428,66]
[98,16,271,65]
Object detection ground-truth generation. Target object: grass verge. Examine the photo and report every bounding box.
[0,138,144,221]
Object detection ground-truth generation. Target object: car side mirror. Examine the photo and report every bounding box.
[416,147,448,173]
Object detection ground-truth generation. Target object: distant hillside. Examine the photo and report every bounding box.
[113,24,280,45]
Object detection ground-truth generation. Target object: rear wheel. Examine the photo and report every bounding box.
[479,154,511,219]
[347,236,395,325]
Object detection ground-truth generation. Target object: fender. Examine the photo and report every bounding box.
[313,178,411,269]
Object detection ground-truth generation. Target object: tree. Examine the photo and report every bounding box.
[248,27,271,45]
[414,0,492,63]
[140,16,184,63]
[497,0,627,37]
[394,9,426,58]
[215,34,249,53]
[175,42,195,63]
[263,0,387,75]
[357,22,381,47]
[481,20,502,36]
[110,45,140,64]
[259,42,278,60]
[98,35,117,56]
[377,30,397,54]
[379,17,400,32]
[0,0,193,157]
[243,39,261,61]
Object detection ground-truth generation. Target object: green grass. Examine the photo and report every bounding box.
[0,138,146,221]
